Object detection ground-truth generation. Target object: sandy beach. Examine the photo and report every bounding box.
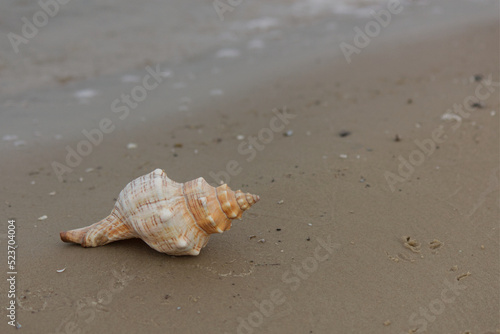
[1,0,499,333]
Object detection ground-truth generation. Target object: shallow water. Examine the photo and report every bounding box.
[0,0,494,96]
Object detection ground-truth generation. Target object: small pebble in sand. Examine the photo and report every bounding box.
[38,215,48,221]
[339,130,351,137]
[85,168,94,173]
[174,143,183,148]
[236,135,245,140]
[383,320,391,326]
[31,181,36,185]
[480,245,485,249]
[394,134,401,142]
[277,200,284,204]
[194,149,198,154]
[249,235,256,240]
[359,177,365,183]
[450,265,458,272]
[49,191,56,196]
[283,130,293,137]
[257,239,265,243]
[307,223,312,226]
[177,307,181,310]
[471,102,485,109]
[56,268,66,273]
[339,154,347,159]
[491,110,496,116]
[127,143,138,149]
[441,113,461,122]
[473,74,483,82]
[79,177,84,182]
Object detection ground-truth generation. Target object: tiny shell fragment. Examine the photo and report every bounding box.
[127,143,138,149]
[456,272,471,281]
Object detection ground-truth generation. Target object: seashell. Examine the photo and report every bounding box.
[60,169,260,256]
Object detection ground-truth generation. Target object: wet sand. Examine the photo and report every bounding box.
[1,1,499,333]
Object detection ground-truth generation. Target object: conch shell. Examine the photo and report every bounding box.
[60,169,260,256]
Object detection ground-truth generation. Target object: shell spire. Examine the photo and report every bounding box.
[60,169,260,256]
